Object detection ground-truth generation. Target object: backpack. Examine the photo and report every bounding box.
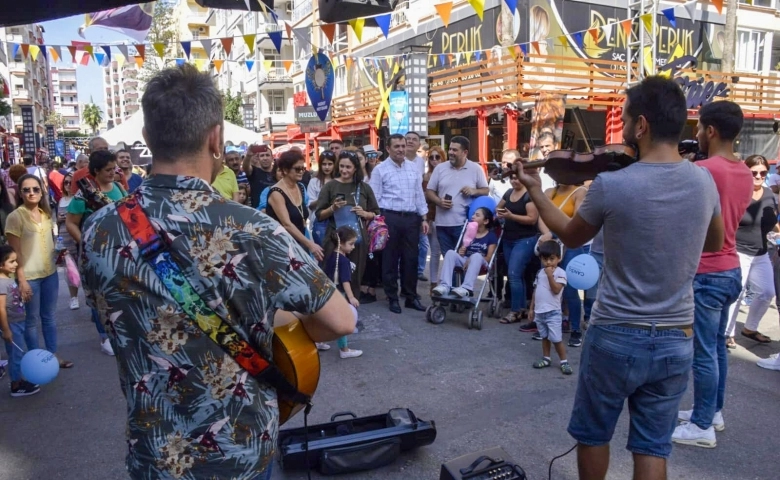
[366,215,389,254]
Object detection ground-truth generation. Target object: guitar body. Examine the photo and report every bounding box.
[273,316,320,425]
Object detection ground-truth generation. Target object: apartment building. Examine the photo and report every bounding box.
[103,60,140,128]
[50,67,81,132]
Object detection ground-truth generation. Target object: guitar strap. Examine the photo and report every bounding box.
[114,193,309,406]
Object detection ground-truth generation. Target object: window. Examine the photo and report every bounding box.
[263,48,279,63]
[268,90,286,113]
[334,25,348,52]
[335,65,346,97]
[738,0,774,7]
[736,29,767,72]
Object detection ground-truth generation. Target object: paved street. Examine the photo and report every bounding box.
[1,271,779,480]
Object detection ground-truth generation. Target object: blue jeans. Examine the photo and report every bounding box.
[24,272,60,354]
[436,225,462,257]
[568,324,693,458]
[691,268,742,429]
[504,236,538,312]
[584,251,603,322]
[3,321,26,382]
[418,232,429,276]
[561,245,587,331]
[92,308,108,340]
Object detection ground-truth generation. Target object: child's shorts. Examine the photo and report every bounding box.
[536,310,563,343]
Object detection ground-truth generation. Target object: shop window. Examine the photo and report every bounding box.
[736,29,768,72]
[268,90,286,113]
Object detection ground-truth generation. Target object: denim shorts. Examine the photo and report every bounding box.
[536,310,562,343]
[567,323,693,458]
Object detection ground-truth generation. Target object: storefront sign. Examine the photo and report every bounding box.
[20,105,35,153]
[388,91,410,134]
[300,122,328,133]
[660,56,730,108]
[295,106,331,123]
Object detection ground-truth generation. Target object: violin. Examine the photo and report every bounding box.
[505,144,638,185]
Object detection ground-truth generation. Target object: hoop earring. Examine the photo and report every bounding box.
[213,152,221,160]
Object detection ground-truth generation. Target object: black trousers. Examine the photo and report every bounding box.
[381,210,421,301]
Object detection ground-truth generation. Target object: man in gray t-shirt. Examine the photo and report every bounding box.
[517,77,724,479]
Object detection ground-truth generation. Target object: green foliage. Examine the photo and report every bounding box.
[60,130,90,138]
[83,103,104,134]
[45,112,66,131]
[138,0,179,84]
[223,90,243,127]
[0,98,10,117]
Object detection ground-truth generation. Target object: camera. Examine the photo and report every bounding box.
[679,140,707,161]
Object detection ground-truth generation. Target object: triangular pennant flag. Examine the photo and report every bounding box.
[175,58,185,67]
[710,0,723,14]
[12,44,19,59]
[602,23,613,44]
[503,0,517,15]
[116,53,125,68]
[439,53,446,66]
[293,28,309,47]
[268,9,279,23]
[213,59,224,73]
[643,46,654,75]
[67,45,77,62]
[135,44,146,61]
[243,34,256,56]
[321,24,336,44]
[101,45,111,62]
[621,19,633,39]
[572,31,584,49]
[589,28,599,43]
[242,0,251,9]
[508,46,517,60]
[283,60,292,72]
[285,22,293,40]
[683,0,698,21]
[199,39,212,59]
[153,42,165,59]
[466,52,473,64]
[39,46,47,61]
[134,55,144,68]
[519,44,528,57]
[258,0,268,17]
[531,41,539,54]
[263,59,273,72]
[474,51,482,62]
[375,14,391,39]
[94,52,105,65]
[221,37,233,56]
[20,44,29,59]
[455,52,462,65]
[194,59,206,71]
[659,43,685,78]
[117,44,129,61]
[662,7,677,28]
[181,41,191,59]
[435,2,453,28]
[558,35,570,52]
[268,31,283,53]
[79,51,90,66]
[245,60,255,72]
[640,13,653,35]
[485,50,492,61]
[406,6,421,33]
[348,18,364,42]
[28,45,40,61]
[467,0,485,21]
[448,54,454,65]
[84,45,95,60]
[56,46,66,62]
[49,46,60,62]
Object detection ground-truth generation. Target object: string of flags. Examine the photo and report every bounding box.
[7,0,712,74]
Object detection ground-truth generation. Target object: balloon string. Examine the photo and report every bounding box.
[11,341,25,353]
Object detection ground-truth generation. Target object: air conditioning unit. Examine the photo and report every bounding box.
[285,1,293,13]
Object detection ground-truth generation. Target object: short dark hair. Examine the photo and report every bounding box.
[405,131,421,140]
[451,136,470,152]
[538,240,562,258]
[387,133,405,146]
[699,101,743,142]
[277,149,304,173]
[22,155,33,166]
[0,244,16,266]
[89,150,117,176]
[141,64,223,162]
[115,148,130,156]
[745,154,769,170]
[625,76,687,144]
[330,139,344,146]
[538,131,555,142]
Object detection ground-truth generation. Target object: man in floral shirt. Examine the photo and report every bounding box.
[81,65,355,480]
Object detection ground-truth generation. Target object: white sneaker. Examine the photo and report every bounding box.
[315,342,331,351]
[757,354,780,371]
[432,285,449,296]
[69,297,79,310]
[672,422,717,448]
[339,349,363,359]
[678,409,725,432]
[451,287,469,298]
[100,338,115,356]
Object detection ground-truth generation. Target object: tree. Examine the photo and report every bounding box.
[45,112,66,132]
[138,0,179,84]
[0,78,10,117]
[223,90,243,127]
[83,102,104,134]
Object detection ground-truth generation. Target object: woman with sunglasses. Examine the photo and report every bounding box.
[57,173,80,311]
[724,155,779,346]
[5,174,74,369]
[307,151,336,246]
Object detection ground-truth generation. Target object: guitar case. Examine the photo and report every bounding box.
[278,408,437,475]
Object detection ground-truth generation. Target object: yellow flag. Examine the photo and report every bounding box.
[84,45,94,59]
[153,42,165,59]
[243,34,256,56]
[116,53,125,68]
[508,45,517,60]
[263,59,273,72]
[643,46,655,76]
[467,0,485,21]
[641,13,653,35]
[558,35,570,52]
[659,43,684,78]
[194,59,206,71]
[29,45,40,61]
[348,18,365,42]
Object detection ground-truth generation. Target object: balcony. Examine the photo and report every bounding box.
[9,62,26,75]
[12,89,30,102]
[259,67,292,87]
[267,111,294,125]
[292,0,312,23]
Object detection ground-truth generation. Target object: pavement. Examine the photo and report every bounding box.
[1,271,779,480]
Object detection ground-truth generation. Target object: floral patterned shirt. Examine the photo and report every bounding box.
[81,174,336,480]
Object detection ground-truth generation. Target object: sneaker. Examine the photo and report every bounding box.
[101,338,115,356]
[339,349,363,359]
[533,358,551,369]
[757,354,780,371]
[69,297,80,310]
[315,342,331,351]
[531,332,543,341]
[672,422,716,448]
[417,274,429,282]
[451,287,470,298]
[432,285,450,297]
[568,331,583,348]
[678,409,725,432]
[518,321,538,333]
[560,362,573,375]
[10,380,41,397]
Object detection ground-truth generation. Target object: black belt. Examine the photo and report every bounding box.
[618,323,693,337]
[381,209,418,217]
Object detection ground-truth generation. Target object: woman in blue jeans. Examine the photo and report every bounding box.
[496,172,539,323]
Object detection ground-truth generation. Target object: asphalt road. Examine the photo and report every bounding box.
[1,271,779,480]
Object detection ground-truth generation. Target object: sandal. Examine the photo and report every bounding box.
[726,337,737,349]
[533,358,551,369]
[500,312,522,324]
[741,329,771,344]
[59,360,74,369]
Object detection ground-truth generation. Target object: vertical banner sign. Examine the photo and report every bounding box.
[388,91,410,135]
[45,125,56,159]
[403,52,429,136]
[55,140,65,158]
[528,94,567,161]
[20,106,35,154]
[305,52,335,122]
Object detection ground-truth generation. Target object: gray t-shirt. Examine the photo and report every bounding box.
[0,277,26,323]
[578,161,721,326]
[426,160,489,227]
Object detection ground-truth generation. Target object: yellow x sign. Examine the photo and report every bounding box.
[375,63,401,129]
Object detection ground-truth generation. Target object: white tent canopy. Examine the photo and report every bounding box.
[102,110,263,146]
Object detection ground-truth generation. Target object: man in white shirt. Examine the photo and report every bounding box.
[404,131,430,280]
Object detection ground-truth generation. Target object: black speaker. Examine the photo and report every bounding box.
[440,447,526,480]
[318,0,398,24]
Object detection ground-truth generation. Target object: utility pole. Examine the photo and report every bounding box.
[722,0,738,73]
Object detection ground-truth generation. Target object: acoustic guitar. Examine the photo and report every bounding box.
[272,311,321,425]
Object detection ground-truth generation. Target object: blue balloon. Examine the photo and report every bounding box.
[468,196,497,220]
[20,349,59,385]
[565,254,600,290]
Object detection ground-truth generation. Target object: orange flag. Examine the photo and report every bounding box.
[133,55,144,68]
[346,56,353,70]
[589,28,599,43]
[710,0,723,14]
[321,24,336,44]
[531,41,539,54]
[621,19,633,38]
[282,60,292,72]
[221,38,233,56]
[20,44,30,59]
[49,46,60,62]
[213,59,224,73]
[435,2,453,28]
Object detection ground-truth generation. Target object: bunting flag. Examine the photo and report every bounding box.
[405,6,421,33]
[519,44,527,57]
[659,44,685,78]
[102,45,112,62]
[467,0,485,21]
[683,0,698,22]
[572,31,584,49]
[95,51,106,66]
[439,53,446,66]
[268,31,283,54]
[243,34,256,56]
[221,37,233,56]
[375,14,391,39]
[710,0,723,14]
[263,59,273,72]
[117,44,129,61]
[67,45,77,62]
[348,18,364,42]
[285,22,293,40]
[84,45,94,60]
[283,59,292,72]
[153,42,165,58]
[346,56,353,69]
[643,46,654,75]
[621,19,633,38]
[79,51,90,66]
[245,59,254,72]
[28,44,40,61]
[116,53,125,68]
[474,50,481,61]
[602,23,613,43]
[588,28,598,43]
[504,0,517,15]
[181,41,191,59]
[39,46,47,62]
[176,58,186,67]
[200,39,212,58]
[558,35,570,52]
[135,44,146,60]
[194,58,206,71]
[640,13,653,35]
[213,59,224,73]
[293,28,309,47]
[531,41,539,54]
[320,24,336,44]
[662,7,676,28]
[435,2,453,28]
[508,45,517,60]
[134,55,144,68]
[49,46,60,62]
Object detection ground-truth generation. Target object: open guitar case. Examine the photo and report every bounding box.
[278,408,437,475]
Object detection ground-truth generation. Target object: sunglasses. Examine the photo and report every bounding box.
[430,154,442,160]
[321,151,336,159]
[22,187,41,194]
[292,166,306,173]
[752,170,768,178]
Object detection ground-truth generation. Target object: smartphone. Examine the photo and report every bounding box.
[444,194,452,201]
[335,193,346,202]
[497,207,507,213]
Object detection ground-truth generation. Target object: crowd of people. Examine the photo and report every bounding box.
[0,65,779,480]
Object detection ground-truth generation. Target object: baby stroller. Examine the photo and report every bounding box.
[426,197,503,330]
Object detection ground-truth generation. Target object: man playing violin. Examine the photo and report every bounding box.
[516,76,724,480]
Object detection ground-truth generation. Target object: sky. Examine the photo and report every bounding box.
[40,15,138,108]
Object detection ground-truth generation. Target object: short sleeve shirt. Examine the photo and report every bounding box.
[212,165,239,200]
[427,160,489,227]
[80,174,336,479]
[0,276,26,323]
[67,183,126,216]
[465,230,497,257]
[4,207,56,280]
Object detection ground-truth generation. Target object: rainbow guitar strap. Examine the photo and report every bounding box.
[115,193,309,405]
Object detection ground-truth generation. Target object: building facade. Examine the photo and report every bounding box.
[103,60,140,128]
[50,66,81,132]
